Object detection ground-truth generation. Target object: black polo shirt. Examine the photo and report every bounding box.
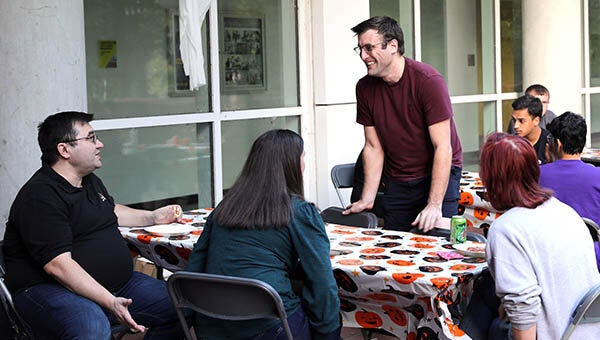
[4,165,133,293]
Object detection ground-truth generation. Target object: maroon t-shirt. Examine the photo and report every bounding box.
[356,57,462,182]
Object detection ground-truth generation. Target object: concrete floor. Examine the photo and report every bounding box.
[122,326,400,339]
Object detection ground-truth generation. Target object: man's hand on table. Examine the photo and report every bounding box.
[411,204,444,233]
[110,296,146,333]
[342,199,373,215]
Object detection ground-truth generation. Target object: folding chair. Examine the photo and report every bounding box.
[320,206,378,229]
[409,227,487,243]
[561,283,600,339]
[167,272,293,340]
[0,241,32,340]
[582,217,600,242]
[330,163,356,207]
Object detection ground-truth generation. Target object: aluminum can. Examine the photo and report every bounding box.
[450,215,467,244]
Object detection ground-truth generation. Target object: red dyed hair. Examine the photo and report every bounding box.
[479,132,552,211]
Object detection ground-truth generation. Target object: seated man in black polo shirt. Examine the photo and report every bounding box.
[3,111,185,339]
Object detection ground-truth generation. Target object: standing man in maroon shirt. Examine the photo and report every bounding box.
[343,16,463,232]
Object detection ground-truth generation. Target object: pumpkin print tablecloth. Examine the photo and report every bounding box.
[328,224,487,339]
[458,171,502,230]
[120,210,488,339]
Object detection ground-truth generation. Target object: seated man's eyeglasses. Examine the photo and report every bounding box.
[63,132,99,144]
[354,40,389,55]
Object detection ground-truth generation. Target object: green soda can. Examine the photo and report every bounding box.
[451,215,467,244]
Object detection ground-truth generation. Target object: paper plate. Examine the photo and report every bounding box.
[144,224,197,237]
[453,242,486,258]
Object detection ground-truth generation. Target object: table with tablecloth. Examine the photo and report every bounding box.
[120,209,488,339]
[581,148,600,166]
[458,170,502,231]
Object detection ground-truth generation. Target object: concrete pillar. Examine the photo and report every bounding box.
[0,1,87,230]
[522,0,582,115]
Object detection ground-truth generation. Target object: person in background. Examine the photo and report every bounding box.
[510,95,550,164]
[186,129,341,340]
[343,16,463,232]
[3,111,184,339]
[539,111,600,270]
[507,84,556,133]
[478,132,600,339]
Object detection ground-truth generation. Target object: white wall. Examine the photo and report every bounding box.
[311,0,369,210]
[0,1,87,234]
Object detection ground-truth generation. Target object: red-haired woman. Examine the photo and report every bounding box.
[471,132,600,339]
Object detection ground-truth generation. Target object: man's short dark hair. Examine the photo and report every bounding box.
[512,95,543,119]
[546,111,586,155]
[525,84,550,97]
[38,111,94,165]
[351,16,405,55]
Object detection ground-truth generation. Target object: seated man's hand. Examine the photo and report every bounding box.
[110,297,146,333]
[152,205,183,224]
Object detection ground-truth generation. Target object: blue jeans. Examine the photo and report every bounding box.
[14,272,184,340]
[383,166,462,231]
[461,271,512,340]
[247,305,341,340]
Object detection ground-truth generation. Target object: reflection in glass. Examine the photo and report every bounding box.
[500,0,522,92]
[221,116,300,191]
[420,0,495,96]
[590,0,600,87]
[369,0,414,59]
[453,102,496,171]
[95,124,213,210]
[218,0,299,111]
[592,95,600,147]
[84,0,211,119]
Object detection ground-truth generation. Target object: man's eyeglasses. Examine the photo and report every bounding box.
[62,133,99,144]
[354,40,389,55]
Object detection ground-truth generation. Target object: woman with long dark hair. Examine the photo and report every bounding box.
[186,129,341,339]
[476,132,599,339]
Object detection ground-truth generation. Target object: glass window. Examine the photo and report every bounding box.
[218,0,299,111]
[453,102,496,171]
[591,0,600,87]
[502,99,514,132]
[500,0,522,92]
[221,116,300,191]
[420,0,495,96]
[84,0,210,119]
[370,0,414,59]
[95,124,213,210]
[591,94,600,147]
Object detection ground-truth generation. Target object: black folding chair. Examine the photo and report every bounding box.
[0,241,32,340]
[561,283,600,339]
[582,217,600,242]
[330,163,356,207]
[320,206,378,229]
[409,227,487,243]
[167,272,293,340]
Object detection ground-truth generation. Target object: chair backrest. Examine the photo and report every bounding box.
[409,227,487,243]
[330,163,356,207]
[320,206,379,229]
[582,217,600,242]
[561,283,600,339]
[167,272,293,340]
[0,241,33,340]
